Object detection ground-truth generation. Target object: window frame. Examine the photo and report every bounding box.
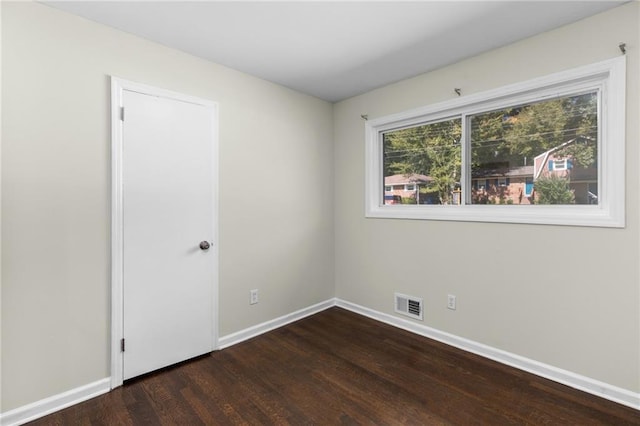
[365,57,625,227]
[552,159,568,171]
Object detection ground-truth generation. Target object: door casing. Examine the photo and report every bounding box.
[110,77,219,388]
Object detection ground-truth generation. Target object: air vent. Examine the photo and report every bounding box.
[394,293,423,321]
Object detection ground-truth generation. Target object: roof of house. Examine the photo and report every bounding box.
[568,166,597,182]
[533,136,594,179]
[384,173,432,185]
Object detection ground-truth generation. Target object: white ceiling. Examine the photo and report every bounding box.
[44,1,625,102]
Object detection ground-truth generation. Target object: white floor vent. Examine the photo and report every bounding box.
[394,293,423,321]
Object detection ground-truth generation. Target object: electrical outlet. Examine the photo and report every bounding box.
[250,289,259,305]
[447,294,456,310]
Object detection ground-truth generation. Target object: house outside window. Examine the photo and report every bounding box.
[383,173,432,205]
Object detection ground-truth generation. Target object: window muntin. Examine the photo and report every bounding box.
[365,57,625,227]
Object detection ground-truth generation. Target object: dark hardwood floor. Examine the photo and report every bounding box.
[29,307,640,425]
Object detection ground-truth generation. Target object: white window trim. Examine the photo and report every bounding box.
[365,56,625,227]
[552,159,568,171]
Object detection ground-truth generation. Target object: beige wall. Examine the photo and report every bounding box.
[334,2,639,393]
[1,2,334,411]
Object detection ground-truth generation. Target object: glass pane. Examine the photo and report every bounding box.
[470,92,598,205]
[383,118,462,205]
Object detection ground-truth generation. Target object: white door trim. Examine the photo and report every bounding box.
[110,77,219,389]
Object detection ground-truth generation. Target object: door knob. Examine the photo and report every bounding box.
[199,241,210,250]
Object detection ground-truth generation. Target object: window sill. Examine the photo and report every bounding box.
[365,204,624,228]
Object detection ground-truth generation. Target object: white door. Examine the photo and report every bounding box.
[122,88,216,380]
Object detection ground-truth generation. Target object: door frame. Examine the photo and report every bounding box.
[110,77,219,389]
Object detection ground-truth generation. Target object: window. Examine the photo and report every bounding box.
[384,185,392,192]
[365,57,625,227]
[550,159,571,171]
[405,184,415,191]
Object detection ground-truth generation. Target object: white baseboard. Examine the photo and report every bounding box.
[0,299,335,426]
[217,298,336,349]
[0,378,110,426]
[335,298,640,411]
[3,297,637,425]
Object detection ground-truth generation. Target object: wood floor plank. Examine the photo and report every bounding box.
[27,308,640,425]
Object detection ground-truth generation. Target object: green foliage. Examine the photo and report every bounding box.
[534,175,575,205]
[470,93,597,170]
[555,93,598,168]
[400,197,417,205]
[559,140,596,168]
[505,99,567,160]
[384,119,461,204]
